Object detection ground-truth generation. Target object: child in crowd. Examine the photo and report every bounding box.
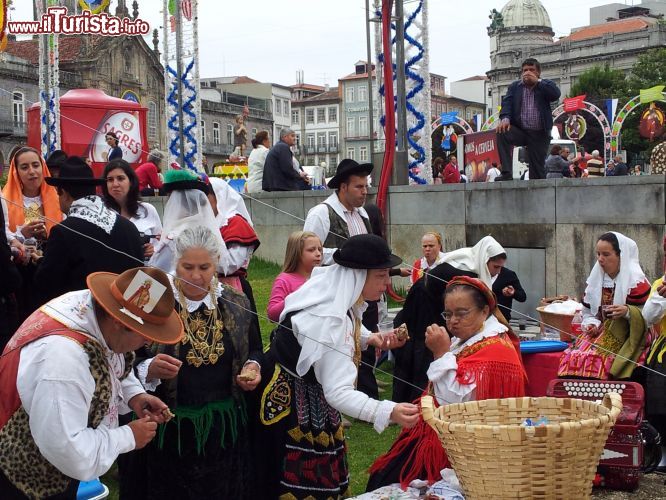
[267,231,322,322]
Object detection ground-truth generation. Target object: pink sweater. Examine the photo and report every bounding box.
[267,272,307,322]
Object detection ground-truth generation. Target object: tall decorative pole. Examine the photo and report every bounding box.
[37,0,60,158]
[163,0,202,173]
[375,0,431,184]
[404,0,431,183]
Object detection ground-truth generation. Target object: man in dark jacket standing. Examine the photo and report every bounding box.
[496,58,561,180]
[262,128,309,191]
[34,157,144,302]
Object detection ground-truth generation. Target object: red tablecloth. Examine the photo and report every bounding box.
[522,351,563,396]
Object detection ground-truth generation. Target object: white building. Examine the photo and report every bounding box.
[339,61,380,164]
[291,87,341,172]
[200,76,291,144]
[450,75,491,117]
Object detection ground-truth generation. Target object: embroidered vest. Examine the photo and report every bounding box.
[323,203,371,250]
[0,311,131,499]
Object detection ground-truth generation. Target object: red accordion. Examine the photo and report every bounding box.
[547,379,645,491]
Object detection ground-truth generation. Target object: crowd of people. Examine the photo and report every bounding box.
[1,138,665,499]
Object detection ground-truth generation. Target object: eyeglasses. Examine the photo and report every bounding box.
[441,308,478,321]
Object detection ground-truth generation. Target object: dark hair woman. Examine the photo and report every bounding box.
[558,231,652,380]
[102,159,162,260]
[105,131,123,161]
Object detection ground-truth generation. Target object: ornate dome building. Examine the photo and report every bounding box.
[486,0,666,114]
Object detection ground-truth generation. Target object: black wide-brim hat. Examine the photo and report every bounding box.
[333,234,402,269]
[328,159,374,189]
[45,156,104,187]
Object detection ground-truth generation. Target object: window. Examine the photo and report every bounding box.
[347,147,355,160]
[306,108,315,124]
[346,86,354,103]
[306,134,315,147]
[292,109,300,125]
[359,116,368,136]
[201,120,206,143]
[283,100,290,115]
[328,106,337,122]
[213,122,221,145]
[12,92,24,126]
[359,146,368,162]
[275,99,282,115]
[124,50,133,74]
[358,86,367,102]
[317,108,326,123]
[226,123,233,144]
[295,133,301,148]
[347,117,355,137]
[317,133,326,148]
[328,132,338,148]
[252,128,257,137]
[148,101,157,139]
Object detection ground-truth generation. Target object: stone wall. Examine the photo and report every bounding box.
[245,176,666,300]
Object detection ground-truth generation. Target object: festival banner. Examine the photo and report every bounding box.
[463,130,501,182]
[563,94,586,112]
[639,85,665,104]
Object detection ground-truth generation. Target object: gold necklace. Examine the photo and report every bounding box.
[176,279,225,367]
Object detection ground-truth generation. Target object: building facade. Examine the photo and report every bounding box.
[291,87,341,171]
[1,24,165,165]
[198,86,273,166]
[339,62,379,164]
[449,75,490,119]
[487,0,666,112]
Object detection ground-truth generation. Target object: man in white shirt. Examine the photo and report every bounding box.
[304,159,373,266]
[0,266,183,499]
[486,162,501,182]
[303,159,377,400]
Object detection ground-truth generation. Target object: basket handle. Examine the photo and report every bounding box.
[602,392,623,423]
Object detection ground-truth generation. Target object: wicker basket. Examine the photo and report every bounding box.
[536,305,576,342]
[421,393,622,500]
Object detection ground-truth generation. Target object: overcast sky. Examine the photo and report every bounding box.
[14,0,626,89]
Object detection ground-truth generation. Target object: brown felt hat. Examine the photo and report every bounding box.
[87,267,183,344]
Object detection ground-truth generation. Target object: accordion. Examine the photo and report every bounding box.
[547,379,645,491]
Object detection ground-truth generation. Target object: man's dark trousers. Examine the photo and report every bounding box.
[497,127,550,179]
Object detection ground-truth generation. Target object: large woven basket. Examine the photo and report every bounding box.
[422,393,622,499]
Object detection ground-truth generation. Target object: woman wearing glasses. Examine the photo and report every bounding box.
[367,275,525,491]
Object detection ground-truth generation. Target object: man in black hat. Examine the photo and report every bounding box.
[33,156,144,302]
[304,158,379,400]
[304,158,373,265]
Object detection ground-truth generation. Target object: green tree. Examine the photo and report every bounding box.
[622,48,666,156]
[569,65,629,107]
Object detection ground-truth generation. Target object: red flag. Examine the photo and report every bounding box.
[563,94,586,112]
[181,0,192,21]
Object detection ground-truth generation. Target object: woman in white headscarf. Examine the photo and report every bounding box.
[207,178,259,288]
[255,234,419,499]
[392,235,507,403]
[558,231,652,380]
[148,170,228,273]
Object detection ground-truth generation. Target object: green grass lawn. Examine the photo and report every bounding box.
[102,258,400,498]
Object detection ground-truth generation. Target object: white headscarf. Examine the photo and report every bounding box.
[209,177,253,227]
[280,264,367,377]
[584,232,647,315]
[439,235,505,286]
[150,189,227,271]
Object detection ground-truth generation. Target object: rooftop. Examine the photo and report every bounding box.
[564,16,656,42]
[293,88,340,104]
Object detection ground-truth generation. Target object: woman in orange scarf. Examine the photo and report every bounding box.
[2,146,62,247]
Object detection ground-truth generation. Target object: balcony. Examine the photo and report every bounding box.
[305,146,316,154]
[317,146,327,154]
[203,142,234,155]
[328,145,338,153]
[0,120,27,137]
